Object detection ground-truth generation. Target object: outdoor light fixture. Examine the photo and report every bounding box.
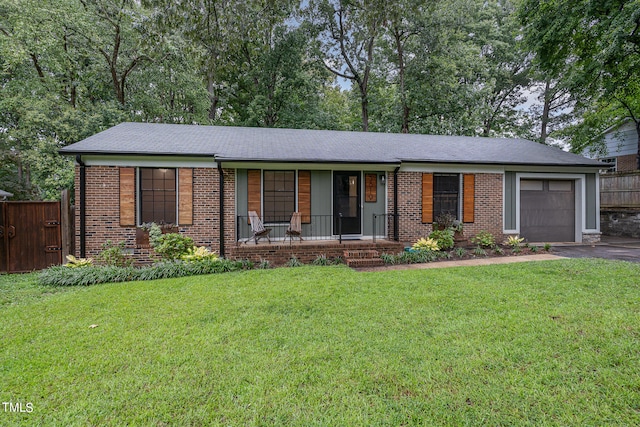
[380,174,386,185]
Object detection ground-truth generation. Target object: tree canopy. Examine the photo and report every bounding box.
[1,0,635,199]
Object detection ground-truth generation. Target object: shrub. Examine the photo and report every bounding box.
[38,258,248,287]
[412,237,440,252]
[312,254,331,266]
[40,265,140,286]
[471,231,495,248]
[257,260,271,269]
[454,247,467,258]
[380,253,397,265]
[505,235,525,249]
[472,246,487,257]
[97,240,134,267]
[428,229,454,250]
[433,213,456,229]
[181,246,219,262]
[286,256,303,267]
[543,243,552,251]
[152,233,194,260]
[530,245,539,253]
[64,255,93,268]
[398,250,437,264]
[493,246,505,255]
[147,223,163,246]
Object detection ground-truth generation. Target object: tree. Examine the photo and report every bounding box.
[306,0,385,131]
[520,0,640,165]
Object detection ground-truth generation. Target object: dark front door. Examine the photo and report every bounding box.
[333,172,361,235]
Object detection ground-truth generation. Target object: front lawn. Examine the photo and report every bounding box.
[1,259,639,425]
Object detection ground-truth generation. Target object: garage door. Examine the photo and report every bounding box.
[520,180,575,242]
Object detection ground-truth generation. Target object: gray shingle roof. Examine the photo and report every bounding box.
[60,122,603,167]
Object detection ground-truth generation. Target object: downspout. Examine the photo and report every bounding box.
[217,160,225,258]
[393,166,400,241]
[76,155,86,257]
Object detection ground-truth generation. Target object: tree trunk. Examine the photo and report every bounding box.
[539,79,551,144]
[394,28,409,134]
[360,93,369,132]
[207,72,218,120]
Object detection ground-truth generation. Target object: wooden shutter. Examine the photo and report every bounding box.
[247,170,261,222]
[422,173,433,223]
[298,170,311,224]
[178,168,193,225]
[463,173,475,223]
[119,167,136,226]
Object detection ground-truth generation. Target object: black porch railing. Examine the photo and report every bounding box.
[236,213,400,244]
[372,213,399,243]
[236,214,341,243]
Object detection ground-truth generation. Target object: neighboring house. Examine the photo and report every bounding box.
[585,119,639,172]
[60,122,603,264]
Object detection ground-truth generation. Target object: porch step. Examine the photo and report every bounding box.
[343,249,384,268]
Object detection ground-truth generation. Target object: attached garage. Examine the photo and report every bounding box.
[520,179,575,242]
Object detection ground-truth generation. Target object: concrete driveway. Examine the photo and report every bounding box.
[551,236,640,263]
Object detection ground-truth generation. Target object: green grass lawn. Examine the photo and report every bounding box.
[1,259,639,426]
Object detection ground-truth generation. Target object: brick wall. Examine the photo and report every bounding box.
[229,241,404,266]
[74,165,235,264]
[76,166,506,264]
[617,154,637,172]
[388,171,504,245]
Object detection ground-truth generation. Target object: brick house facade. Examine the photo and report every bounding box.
[63,122,604,265]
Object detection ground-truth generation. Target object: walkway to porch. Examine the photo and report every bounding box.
[228,239,405,267]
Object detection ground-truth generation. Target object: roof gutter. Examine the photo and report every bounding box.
[393,166,400,241]
[217,160,225,258]
[215,158,401,165]
[76,155,86,258]
[59,150,216,158]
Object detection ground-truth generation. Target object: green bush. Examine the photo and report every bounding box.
[381,251,438,265]
[152,233,194,260]
[472,246,487,257]
[454,247,467,258]
[97,240,134,267]
[286,256,303,267]
[380,253,398,265]
[471,230,495,248]
[181,246,219,262]
[429,228,455,250]
[38,258,248,287]
[412,237,440,252]
[312,254,331,266]
[64,255,93,268]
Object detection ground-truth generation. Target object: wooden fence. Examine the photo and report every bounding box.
[0,190,74,273]
[600,172,640,209]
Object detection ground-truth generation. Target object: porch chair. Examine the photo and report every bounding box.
[285,212,303,244]
[247,211,271,244]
